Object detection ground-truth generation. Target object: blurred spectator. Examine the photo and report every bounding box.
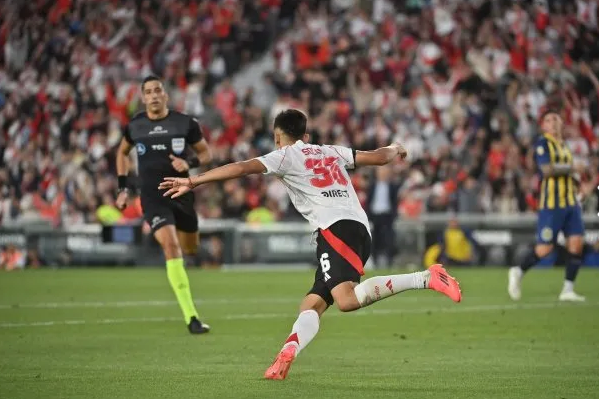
[96,194,122,225]
[455,176,482,213]
[2,0,599,229]
[221,180,249,219]
[1,244,25,271]
[438,217,480,267]
[366,165,399,268]
[200,235,224,268]
[246,198,278,224]
[25,248,45,269]
[121,196,144,222]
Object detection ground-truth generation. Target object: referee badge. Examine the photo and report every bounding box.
[536,146,544,155]
[171,138,185,155]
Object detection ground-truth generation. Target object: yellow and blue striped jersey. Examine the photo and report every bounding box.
[534,134,576,210]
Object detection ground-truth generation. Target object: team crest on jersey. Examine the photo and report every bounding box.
[171,138,185,154]
[537,146,544,155]
[136,143,146,155]
[541,227,553,242]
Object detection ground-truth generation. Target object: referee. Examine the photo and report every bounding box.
[115,76,212,334]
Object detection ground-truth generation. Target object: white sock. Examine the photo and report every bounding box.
[354,271,431,308]
[562,280,575,293]
[281,309,320,355]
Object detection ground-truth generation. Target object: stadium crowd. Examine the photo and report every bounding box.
[2,0,599,230]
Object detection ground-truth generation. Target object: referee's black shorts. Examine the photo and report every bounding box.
[140,191,198,233]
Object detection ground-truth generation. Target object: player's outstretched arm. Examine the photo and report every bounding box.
[355,143,407,167]
[189,159,267,185]
[159,159,266,198]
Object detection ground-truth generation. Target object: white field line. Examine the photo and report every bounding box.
[0,301,596,329]
[0,298,298,310]
[0,296,563,310]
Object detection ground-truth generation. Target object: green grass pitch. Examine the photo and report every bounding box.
[1,268,598,399]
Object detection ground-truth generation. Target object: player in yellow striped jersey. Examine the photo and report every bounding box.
[508,111,586,302]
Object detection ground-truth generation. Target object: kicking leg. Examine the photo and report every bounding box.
[265,293,328,380]
[265,265,461,380]
[333,264,461,312]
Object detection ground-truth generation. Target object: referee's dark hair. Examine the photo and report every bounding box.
[274,109,307,140]
[141,75,162,91]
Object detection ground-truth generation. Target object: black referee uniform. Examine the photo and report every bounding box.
[123,111,202,233]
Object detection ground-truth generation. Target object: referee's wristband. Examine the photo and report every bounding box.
[187,158,200,168]
[118,175,128,190]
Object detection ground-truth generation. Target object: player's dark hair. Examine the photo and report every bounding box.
[141,75,162,91]
[273,109,307,140]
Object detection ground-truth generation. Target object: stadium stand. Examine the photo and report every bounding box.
[1,0,599,230]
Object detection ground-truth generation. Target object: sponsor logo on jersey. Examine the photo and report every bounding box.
[151,144,167,151]
[136,143,146,155]
[322,189,349,198]
[149,126,168,134]
[302,147,323,156]
[171,138,185,154]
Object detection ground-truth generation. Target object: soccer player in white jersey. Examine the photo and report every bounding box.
[159,109,462,380]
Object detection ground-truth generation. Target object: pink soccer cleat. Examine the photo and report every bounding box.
[428,264,462,303]
[264,346,297,380]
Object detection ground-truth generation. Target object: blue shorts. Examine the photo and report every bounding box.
[536,206,584,244]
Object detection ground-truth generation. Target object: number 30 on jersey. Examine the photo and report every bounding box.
[305,157,348,188]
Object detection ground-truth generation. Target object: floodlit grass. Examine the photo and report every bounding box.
[1,268,598,399]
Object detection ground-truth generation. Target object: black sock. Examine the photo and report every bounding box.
[565,251,583,282]
[519,247,540,273]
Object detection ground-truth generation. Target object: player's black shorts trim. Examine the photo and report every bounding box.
[140,191,198,234]
[308,219,371,306]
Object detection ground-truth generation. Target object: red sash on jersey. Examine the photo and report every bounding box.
[320,228,364,275]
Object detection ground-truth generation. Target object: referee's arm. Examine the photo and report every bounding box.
[115,136,134,210]
[190,139,212,166]
[116,138,134,178]
[187,118,212,168]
